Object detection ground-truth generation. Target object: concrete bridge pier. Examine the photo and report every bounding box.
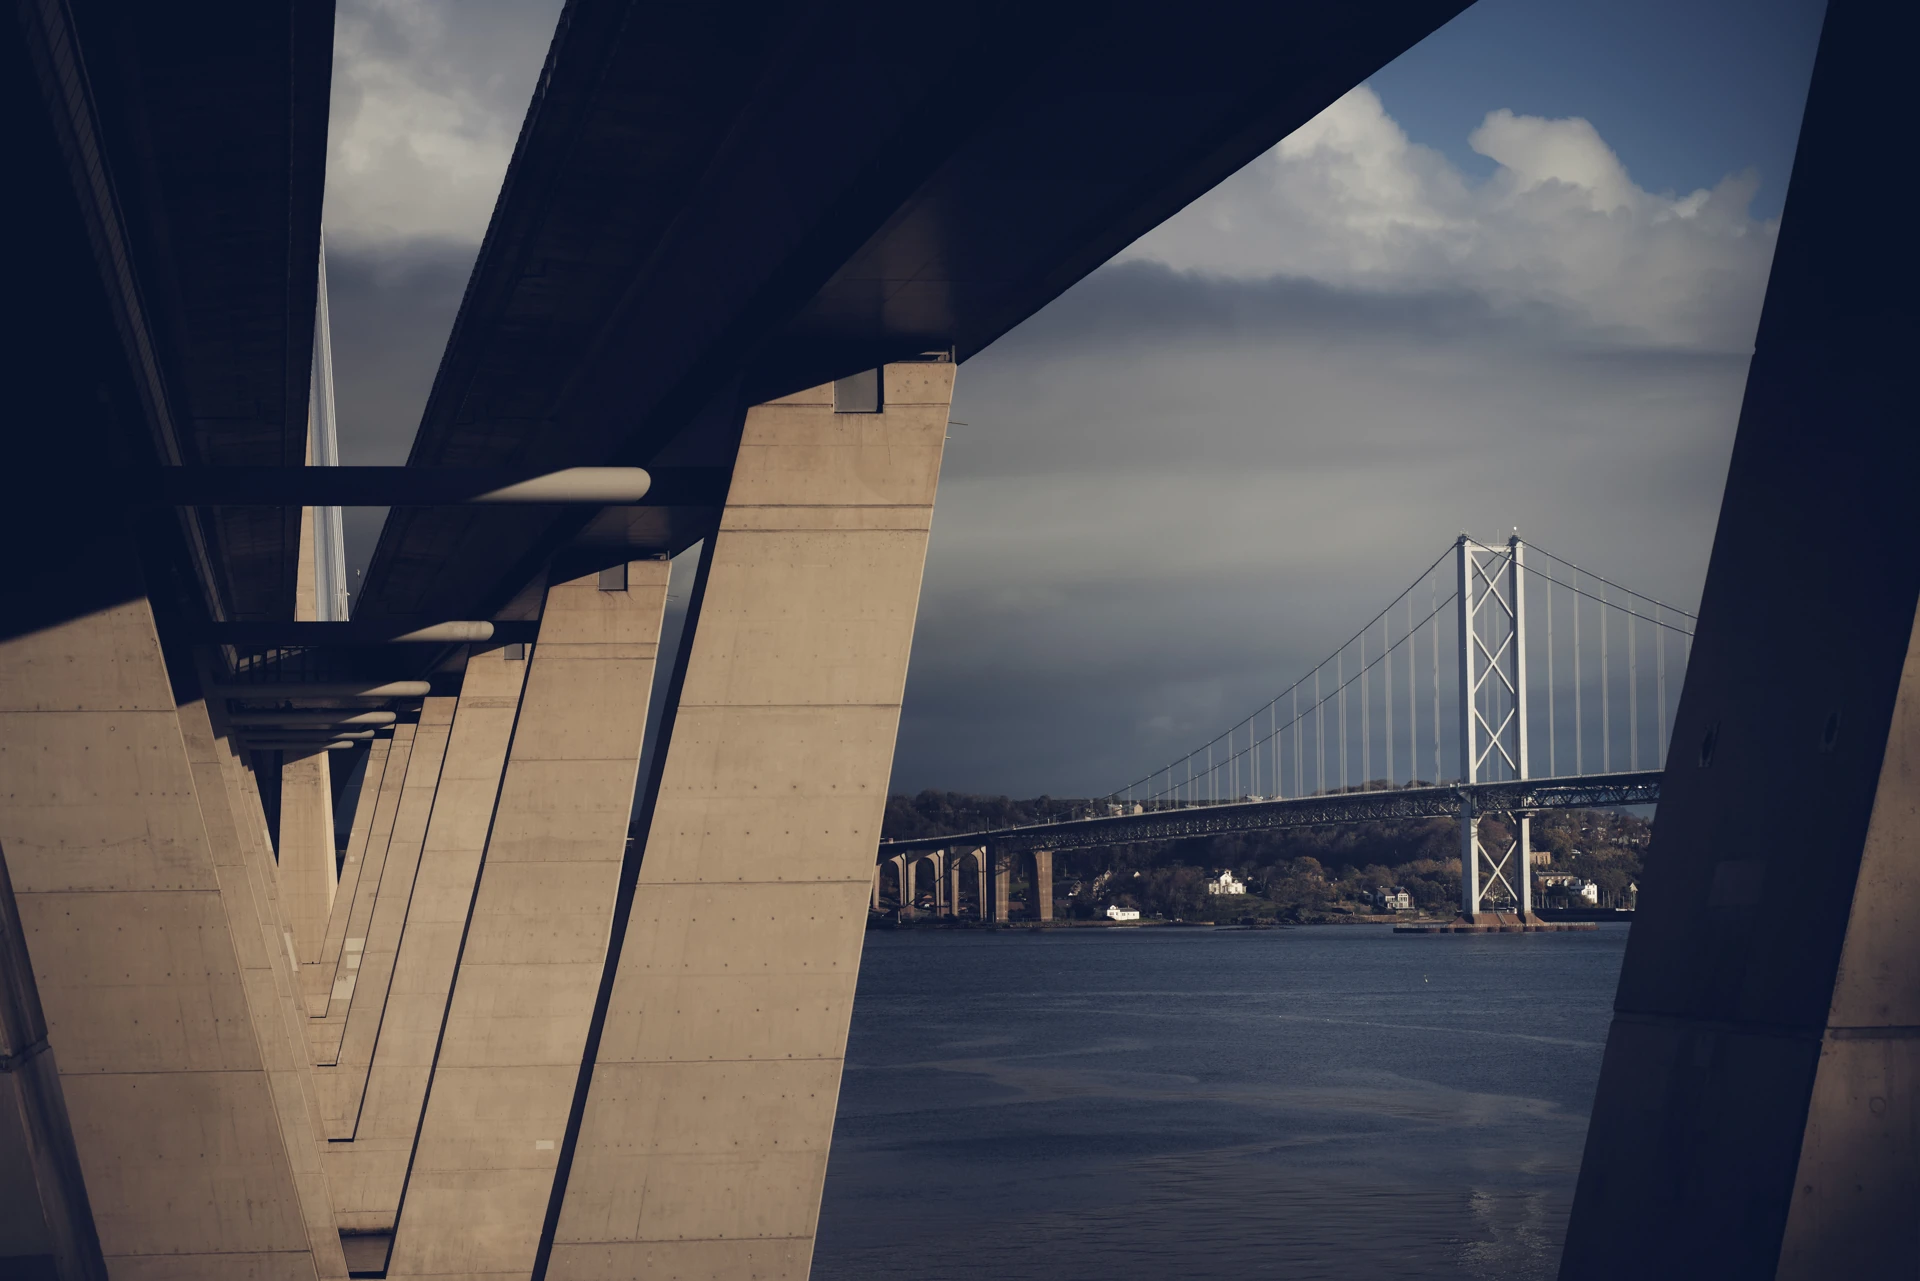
[898,854,917,920]
[532,362,955,1278]
[947,850,962,919]
[1562,5,1920,1275]
[924,851,948,916]
[0,529,345,1278]
[987,844,1013,923]
[1029,850,1054,922]
[963,845,988,921]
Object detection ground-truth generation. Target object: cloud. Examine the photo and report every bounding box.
[324,0,564,248]
[1119,87,1775,352]
[891,87,1778,794]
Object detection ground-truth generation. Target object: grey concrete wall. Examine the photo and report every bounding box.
[0,591,324,1278]
[1031,850,1053,922]
[386,564,671,1278]
[305,737,394,1018]
[327,647,527,1234]
[316,703,454,1140]
[0,835,107,1279]
[1775,600,1920,1275]
[180,695,349,1278]
[278,748,337,968]
[308,724,417,1067]
[545,362,953,1280]
[1560,5,1920,1275]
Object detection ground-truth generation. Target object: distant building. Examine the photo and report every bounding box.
[1540,875,1601,905]
[1106,905,1141,921]
[1207,870,1247,896]
[1375,886,1413,911]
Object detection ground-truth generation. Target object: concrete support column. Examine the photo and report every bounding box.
[871,864,881,912]
[306,722,416,1066]
[325,645,529,1236]
[899,854,916,920]
[0,572,325,1277]
[0,839,106,1280]
[1032,850,1054,922]
[385,562,670,1278]
[929,853,947,915]
[278,747,337,966]
[1562,7,1920,1275]
[991,847,1012,923]
[317,703,456,1137]
[305,736,394,1016]
[1516,815,1534,920]
[545,361,954,1279]
[947,850,961,919]
[181,694,349,1277]
[972,846,988,921]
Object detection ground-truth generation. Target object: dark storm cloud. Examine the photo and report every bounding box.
[896,264,1756,796]
[327,239,475,465]
[999,260,1590,356]
[326,0,565,248]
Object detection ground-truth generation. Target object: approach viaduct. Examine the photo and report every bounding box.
[1,2,1915,1280]
[875,771,1665,922]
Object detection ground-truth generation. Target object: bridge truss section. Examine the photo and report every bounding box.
[877,772,1662,859]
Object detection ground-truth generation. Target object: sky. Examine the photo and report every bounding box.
[319,0,1827,799]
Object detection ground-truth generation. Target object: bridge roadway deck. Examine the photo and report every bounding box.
[877,771,1663,858]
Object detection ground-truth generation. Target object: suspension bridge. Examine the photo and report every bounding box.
[878,533,1693,926]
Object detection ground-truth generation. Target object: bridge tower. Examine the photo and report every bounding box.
[1455,534,1536,922]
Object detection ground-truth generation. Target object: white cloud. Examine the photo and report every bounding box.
[1121,86,1774,352]
[323,0,563,248]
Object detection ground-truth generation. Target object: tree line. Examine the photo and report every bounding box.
[883,790,1651,921]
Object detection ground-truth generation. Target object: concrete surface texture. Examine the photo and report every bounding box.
[385,563,672,1277]
[278,747,338,966]
[1560,4,1920,1274]
[317,702,455,1143]
[0,831,107,1279]
[544,363,953,1280]
[180,693,350,1278]
[0,580,324,1279]
[308,737,394,1018]
[327,645,529,1235]
[309,724,417,1066]
[1774,598,1920,1277]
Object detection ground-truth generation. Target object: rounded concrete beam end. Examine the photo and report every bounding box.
[389,621,494,644]
[475,466,651,504]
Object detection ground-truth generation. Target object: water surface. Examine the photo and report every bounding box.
[815,924,1627,1280]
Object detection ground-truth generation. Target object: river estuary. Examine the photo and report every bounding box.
[813,923,1629,1281]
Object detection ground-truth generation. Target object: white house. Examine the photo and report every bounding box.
[1206,870,1246,896]
[1106,905,1141,921]
[1376,887,1413,911]
[1541,875,1601,905]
